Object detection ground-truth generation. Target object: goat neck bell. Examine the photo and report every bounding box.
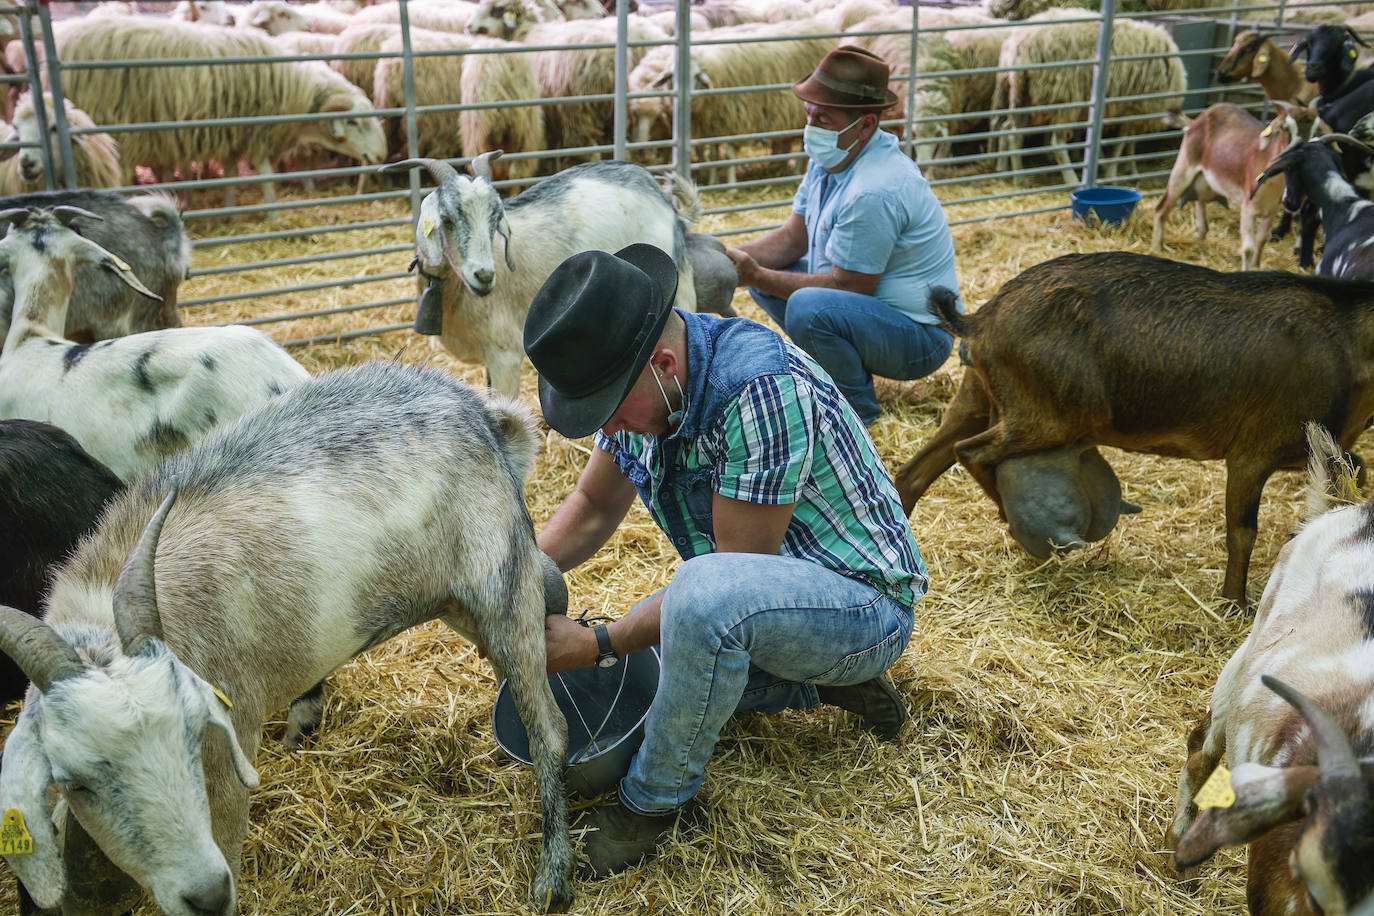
[792,45,898,111]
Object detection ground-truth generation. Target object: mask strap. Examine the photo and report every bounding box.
[652,370,686,426]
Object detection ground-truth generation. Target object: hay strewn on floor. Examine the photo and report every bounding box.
[1,166,1341,915]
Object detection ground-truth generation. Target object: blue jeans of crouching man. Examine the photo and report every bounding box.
[618,551,915,817]
[749,283,954,425]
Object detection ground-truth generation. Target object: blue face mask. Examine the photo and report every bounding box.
[803,116,864,169]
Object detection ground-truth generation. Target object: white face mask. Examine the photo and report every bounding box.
[803,116,864,169]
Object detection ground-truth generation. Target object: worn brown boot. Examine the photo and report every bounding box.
[578,801,681,879]
[816,673,907,740]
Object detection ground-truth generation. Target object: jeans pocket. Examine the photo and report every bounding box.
[813,618,909,686]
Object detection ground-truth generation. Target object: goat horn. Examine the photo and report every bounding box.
[378,157,461,186]
[0,206,29,228]
[0,604,85,694]
[1317,132,1374,155]
[51,206,103,227]
[1348,25,1370,46]
[1289,34,1311,62]
[112,486,178,657]
[1262,675,1360,780]
[469,150,504,182]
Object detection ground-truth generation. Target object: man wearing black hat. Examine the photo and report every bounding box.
[524,242,928,878]
[726,45,962,426]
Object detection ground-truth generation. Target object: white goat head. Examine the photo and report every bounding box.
[382,152,514,297]
[0,490,260,916]
[1176,675,1374,914]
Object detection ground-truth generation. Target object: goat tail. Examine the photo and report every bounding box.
[929,286,969,338]
[1303,420,1363,519]
[484,392,541,485]
[660,170,703,227]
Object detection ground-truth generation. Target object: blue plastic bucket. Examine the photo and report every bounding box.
[492,646,660,799]
[1069,186,1141,226]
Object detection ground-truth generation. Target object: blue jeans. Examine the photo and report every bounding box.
[749,283,954,425]
[618,552,915,816]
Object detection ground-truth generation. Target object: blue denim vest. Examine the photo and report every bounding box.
[601,310,786,559]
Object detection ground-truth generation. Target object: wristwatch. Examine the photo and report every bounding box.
[592,623,619,669]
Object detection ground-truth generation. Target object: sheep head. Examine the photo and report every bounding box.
[0,489,260,916]
[309,82,387,166]
[383,153,515,297]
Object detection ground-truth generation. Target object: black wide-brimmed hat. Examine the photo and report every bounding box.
[792,45,898,111]
[523,244,679,438]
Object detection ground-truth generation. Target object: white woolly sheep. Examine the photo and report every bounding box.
[371,31,546,180]
[0,92,120,196]
[171,0,242,26]
[627,20,839,185]
[994,10,1186,187]
[269,27,339,57]
[385,153,699,398]
[0,206,310,483]
[354,0,480,33]
[46,17,386,210]
[524,15,671,162]
[0,360,575,915]
[242,0,354,34]
[332,21,409,99]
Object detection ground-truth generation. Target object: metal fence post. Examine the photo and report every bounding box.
[1082,0,1117,189]
[34,2,75,189]
[674,2,691,183]
[398,0,422,218]
[613,0,628,161]
[14,1,53,188]
[903,3,919,160]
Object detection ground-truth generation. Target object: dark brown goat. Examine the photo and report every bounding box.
[894,252,1374,605]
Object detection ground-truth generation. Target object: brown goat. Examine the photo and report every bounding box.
[1152,103,1308,270]
[894,254,1374,605]
[1216,30,1319,104]
[1168,423,1374,915]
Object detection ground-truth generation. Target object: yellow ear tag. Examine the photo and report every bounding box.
[1195,763,1236,810]
[1,808,34,855]
[1257,52,1270,65]
[1352,48,1359,58]
[1261,123,1273,137]
[111,255,131,272]
[421,217,436,238]
[211,686,233,708]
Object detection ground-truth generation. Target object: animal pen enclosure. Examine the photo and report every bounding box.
[3,0,1373,914]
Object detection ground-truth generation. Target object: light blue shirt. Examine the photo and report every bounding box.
[793,129,961,325]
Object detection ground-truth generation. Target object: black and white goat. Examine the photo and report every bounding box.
[0,206,309,481]
[0,361,574,915]
[1169,422,1374,916]
[384,151,700,399]
[1253,135,1374,281]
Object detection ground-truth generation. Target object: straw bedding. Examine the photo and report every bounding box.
[1,170,1354,915]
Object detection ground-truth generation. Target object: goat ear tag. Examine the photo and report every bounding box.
[1195,764,1236,810]
[1,808,34,855]
[1261,124,1274,137]
[211,685,233,708]
[110,255,131,272]
[1257,52,1270,65]
[421,217,436,238]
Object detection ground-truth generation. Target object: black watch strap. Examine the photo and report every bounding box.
[593,623,618,667]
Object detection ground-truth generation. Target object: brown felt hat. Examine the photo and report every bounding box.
[792,45,898,111]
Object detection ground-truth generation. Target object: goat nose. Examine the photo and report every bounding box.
[181,871,233,916]
[473,268,494,287]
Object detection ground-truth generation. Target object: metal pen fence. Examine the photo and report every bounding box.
[0,0,1351,346]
